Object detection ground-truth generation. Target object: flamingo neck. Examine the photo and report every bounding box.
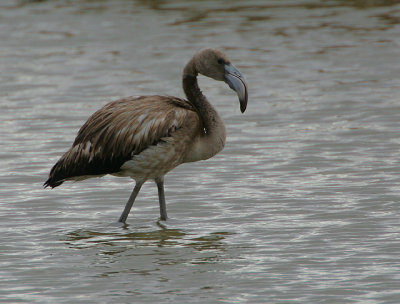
[182,61,226,161]
[182,62,221,133]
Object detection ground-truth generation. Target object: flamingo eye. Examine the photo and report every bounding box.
[217,58,224,65]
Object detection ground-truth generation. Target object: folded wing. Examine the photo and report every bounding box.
[44,96,196,188]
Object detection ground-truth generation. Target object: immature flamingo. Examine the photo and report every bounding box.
[44,48,248,223]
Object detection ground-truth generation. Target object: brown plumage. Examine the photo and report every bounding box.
[45,96,197,186]
[44,48,248,223]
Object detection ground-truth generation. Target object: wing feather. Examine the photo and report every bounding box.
[44,95,196,187]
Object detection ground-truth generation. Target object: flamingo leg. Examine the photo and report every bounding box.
[118,180,144,223]
[156,178,167,221]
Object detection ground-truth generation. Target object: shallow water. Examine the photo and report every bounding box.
[1,0,400,303]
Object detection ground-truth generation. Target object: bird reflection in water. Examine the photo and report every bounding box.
[64,223,232,256]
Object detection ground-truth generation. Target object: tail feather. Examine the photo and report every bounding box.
[44,159,66,188]
[44,144,127,189]
[43,177,64,188]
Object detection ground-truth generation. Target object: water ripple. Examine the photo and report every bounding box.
[1,0,400,303]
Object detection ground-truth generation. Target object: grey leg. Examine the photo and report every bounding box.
[118,180,144,223]
[156,177,167,221]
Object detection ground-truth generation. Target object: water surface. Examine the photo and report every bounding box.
[1,0,400,303]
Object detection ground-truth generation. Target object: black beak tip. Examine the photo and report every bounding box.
[240,89,248,113]
[240,102,247,113]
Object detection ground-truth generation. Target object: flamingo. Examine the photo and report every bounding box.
[44,48,248,223]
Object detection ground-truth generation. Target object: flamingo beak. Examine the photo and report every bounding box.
[224,64,248,113]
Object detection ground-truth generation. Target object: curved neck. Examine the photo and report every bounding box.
[182,61,222,135]
[181,60,226,162]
